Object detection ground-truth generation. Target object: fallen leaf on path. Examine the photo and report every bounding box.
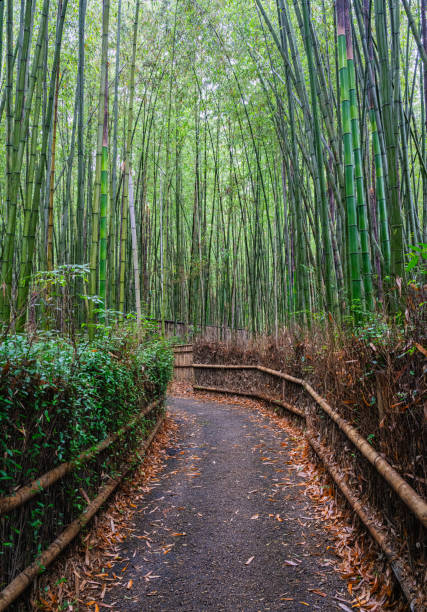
[171,532,186,536]
[245,556,254,565]
[250,514,259,520]
[126,580,133,589]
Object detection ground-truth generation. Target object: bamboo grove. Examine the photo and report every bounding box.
[0,0,426,335]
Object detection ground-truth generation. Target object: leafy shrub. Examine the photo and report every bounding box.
[0,334,173,494]
[139,340,174,397]
[0,332,173,593]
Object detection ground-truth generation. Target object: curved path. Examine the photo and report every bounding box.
[105,396,350,611]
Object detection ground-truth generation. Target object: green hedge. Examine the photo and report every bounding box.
[0,333,173,591]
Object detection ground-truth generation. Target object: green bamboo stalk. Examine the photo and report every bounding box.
[282,51,307,318]
[46,61,60,271]
[76,0,86,269]
[374,0,404,282]
[119,0,139,317]
[337,0,363,313]
[302,0,338,318]
[15,0,67,326]
[401,0,427,67]
[422,0,427,243]
[0,0,13,321]
[356,0,391,278]
[16,36,45,325]
[1,0,34,320]
[0,0,4,85]
[108,0,121,311]
[99,75,109,309]
[128,171,141,323]
[346,5,373,310]
[88,0,109,333]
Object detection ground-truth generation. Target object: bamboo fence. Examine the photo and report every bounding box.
[0,400,164,610]
[189,361,426,610]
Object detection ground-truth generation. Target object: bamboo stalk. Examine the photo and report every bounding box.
[46,58,60,271]
[401,0,427,67]
[88,0,109,332]
[119,0,139,317]
[99,69,109,308]
[337,0,363,311]
[76,0,87,273]
[301,0,338,317]
[128,171,141,323]
[346,4,373,310]
[0,414,165,612]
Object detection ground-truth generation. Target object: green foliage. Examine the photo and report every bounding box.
[352,310,397,345]
[0,331,173,589]
[405,243,427,281]
[139,340,174,397]
[0,333,173,495]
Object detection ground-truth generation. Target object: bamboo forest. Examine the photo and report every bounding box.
[0,0,425,333]
[0,0,426,611]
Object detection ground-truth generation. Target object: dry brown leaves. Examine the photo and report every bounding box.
[167,380,194,397]
[32,417,178,611]
[187,387,407,612]
[32,384,407,611]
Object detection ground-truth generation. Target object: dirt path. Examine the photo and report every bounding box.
[104,396,351,611]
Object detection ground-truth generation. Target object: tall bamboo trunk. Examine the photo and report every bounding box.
[337,0,363,312]
[302,0,338,318]
[374,0,404,283]
[14,0,67,327]
[119,0,139,317]
[76,0,87,268]
[88,0,109,334]
[346,3,373,310]
[422,0,427,242]
[46,62,60,271]
[99,73,109,309]
[128,172,141,323]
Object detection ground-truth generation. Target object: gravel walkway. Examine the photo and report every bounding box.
[104,396,351,611]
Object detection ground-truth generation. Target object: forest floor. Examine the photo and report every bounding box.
[99,393,353,611]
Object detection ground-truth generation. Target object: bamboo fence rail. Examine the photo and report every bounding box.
[0,402,164,610]
[306,435,418,611]
[0,399,161,515]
